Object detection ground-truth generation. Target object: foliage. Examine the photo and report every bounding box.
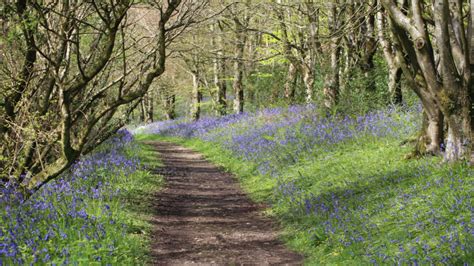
[136,105,473,264]
[0,0,202,193]
[0,131,162,264]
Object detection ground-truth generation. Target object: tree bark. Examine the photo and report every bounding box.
[360,1,377,91]
[284,62,298,101]
[213,21,227,115]
[139,93,153,123]
[468,0,473,164]
[302,1,321,103]
[274,1,302,103]
[161,86,176,120]
[323,2,341,109]
[388,67,403,105]
[232,19,246,114]
[392,17,444,155]
[382,0,472,161]
[376,4,403,105]
[191,72,202,120]
[147,93,154,123]
[433,0,471,161]
[302,63,315,103]
[140,98,147,122]
[323,43,341,109]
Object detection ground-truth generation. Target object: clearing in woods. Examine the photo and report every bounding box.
[146,141,303,265]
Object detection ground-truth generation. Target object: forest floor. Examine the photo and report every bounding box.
[144,141,303,265]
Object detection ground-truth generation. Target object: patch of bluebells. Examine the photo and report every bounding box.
[135,104,419,176]
[281,165,473,264]
[138,104,473,264]
[0,130,140,264]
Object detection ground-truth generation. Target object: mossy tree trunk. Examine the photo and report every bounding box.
[232,14,248,114]
[190,71,203,121]
[376,5,403,105]
[383,0,472,161]
[213,21,228,116]
[323,1,342,110]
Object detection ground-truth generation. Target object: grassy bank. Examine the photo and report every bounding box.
[1,132,163,264]
[135,105,473,265]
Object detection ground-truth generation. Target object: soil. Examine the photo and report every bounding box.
[146,141,304,265]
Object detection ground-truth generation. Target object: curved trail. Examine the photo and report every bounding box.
[146,141,303,265]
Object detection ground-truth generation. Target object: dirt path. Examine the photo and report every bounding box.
[146,141,304,265]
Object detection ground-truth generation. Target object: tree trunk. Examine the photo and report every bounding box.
[361,2,377,92]
[376,6,403,105]
[433,0,471,161]
[469,0,474,163]
[339,40,353,93]
[444,111,471,161]
[163,94,176,120]
[388,66,403,105]
[302,62,315,103]
[233,61,244,113]
[140,98,147,122]
[423,102,444,154]
[323,44,341,109]
[139,94,153,123]
[284,62,298,101]
[361,48,377,92]
[233,21,246,114]
[302,1,321,103]
[323,2,341,109]
[146,93,154,123]
[191,72,202,120]
[215,60,227,115]
[213,21,227,115]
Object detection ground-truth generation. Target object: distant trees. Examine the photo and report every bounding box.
[164,0,472,162]
[0,0,207,192]
[271,0,323,103]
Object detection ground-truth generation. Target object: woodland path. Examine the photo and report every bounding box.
[145,141,304,265]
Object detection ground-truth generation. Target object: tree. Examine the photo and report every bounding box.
[381,0,472,161]
[0,0,206,193]
[212,20,228,115]
[140,92,154,123]
[227,1,251,114]
[323,1,343,109]
[376,4,403,105]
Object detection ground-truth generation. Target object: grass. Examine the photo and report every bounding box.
[135,105,473,265]
[1,132,164,264]
[114,142,164,263]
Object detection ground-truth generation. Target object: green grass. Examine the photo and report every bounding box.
[116,142,164,263]
[136,134,473,264]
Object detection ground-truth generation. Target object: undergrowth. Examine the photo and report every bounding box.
[1,131,163,264]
